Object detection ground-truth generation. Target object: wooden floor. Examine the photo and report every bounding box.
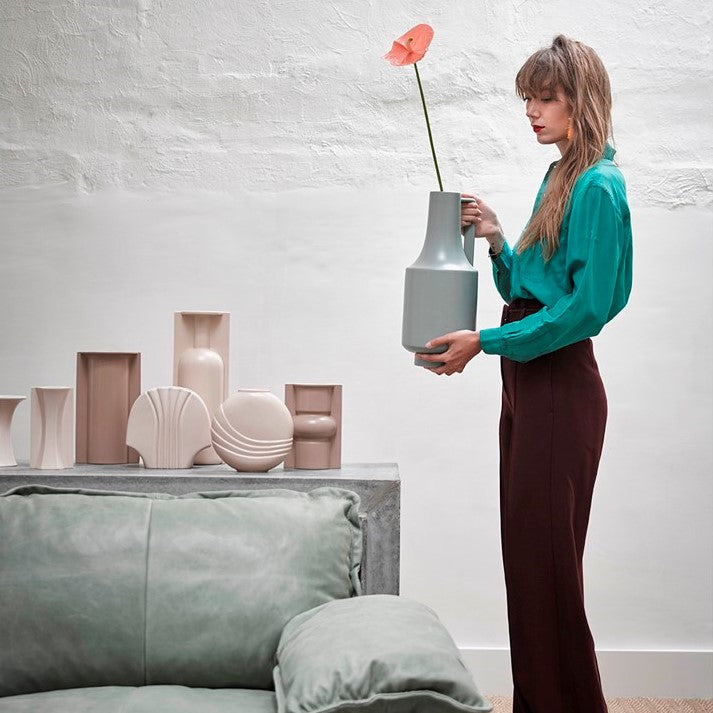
[484,696,713,712]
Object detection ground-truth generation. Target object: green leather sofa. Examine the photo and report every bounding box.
[0,485,492,713]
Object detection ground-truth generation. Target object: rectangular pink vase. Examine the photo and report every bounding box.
[284,385,342,470]
[76,352,141,464]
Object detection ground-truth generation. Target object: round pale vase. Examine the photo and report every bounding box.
[212,389,294,472]
[402,191,479,367]
[177,347,224,465]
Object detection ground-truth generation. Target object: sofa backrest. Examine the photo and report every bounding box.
[0,485,362,696]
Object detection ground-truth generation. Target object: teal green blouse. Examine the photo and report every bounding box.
[479,142,632,363]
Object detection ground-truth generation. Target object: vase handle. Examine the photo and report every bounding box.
[460,196,476,266]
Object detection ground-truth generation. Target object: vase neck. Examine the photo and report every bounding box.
[193,316,211,348]
[413,192,468,267]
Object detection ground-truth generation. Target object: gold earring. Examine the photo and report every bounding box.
[566,118,573,141]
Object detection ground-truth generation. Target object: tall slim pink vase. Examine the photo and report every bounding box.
[174,311,229,465]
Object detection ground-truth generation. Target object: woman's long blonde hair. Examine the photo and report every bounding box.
[515,35,613,260]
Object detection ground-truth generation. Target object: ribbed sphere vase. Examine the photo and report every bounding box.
[211,389,294,472]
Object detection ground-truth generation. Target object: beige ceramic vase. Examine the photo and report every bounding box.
[174,311,230,465]
[211,389,293,472]
[0,396,26,467]
[126,387,211,469]
[284,384,342,470]
[30,387,74,469]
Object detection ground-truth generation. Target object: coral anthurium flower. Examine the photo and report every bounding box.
[383,23,434,66]
[383,24,443,190]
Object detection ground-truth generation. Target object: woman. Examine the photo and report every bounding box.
[417,35,632,713]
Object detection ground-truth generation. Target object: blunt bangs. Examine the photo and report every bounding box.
[515,49,565,99]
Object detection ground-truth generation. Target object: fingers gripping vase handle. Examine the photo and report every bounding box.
[461,197,476,266]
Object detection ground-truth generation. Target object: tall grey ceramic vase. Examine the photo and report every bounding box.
[402,191,478,367]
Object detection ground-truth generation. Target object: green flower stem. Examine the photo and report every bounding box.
[413,61,443,191]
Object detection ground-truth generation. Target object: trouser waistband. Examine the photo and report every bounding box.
[502,298,544,323]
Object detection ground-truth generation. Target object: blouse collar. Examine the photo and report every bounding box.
[547,141,616,178]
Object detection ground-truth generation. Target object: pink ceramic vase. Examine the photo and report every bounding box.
[211,389,293,472]
[174,311,229,465]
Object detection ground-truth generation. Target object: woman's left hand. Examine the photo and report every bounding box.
[416,331,482,375]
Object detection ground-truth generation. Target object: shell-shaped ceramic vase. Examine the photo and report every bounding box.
[126,387,211,469]
[211,389,293,472]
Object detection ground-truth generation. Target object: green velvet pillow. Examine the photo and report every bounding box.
[273,594,493,713]
[0,485,362,696]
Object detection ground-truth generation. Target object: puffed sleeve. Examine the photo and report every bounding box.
[479,182,627,362]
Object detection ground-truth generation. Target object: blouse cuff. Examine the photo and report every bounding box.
[479,327,505,355]
[489,244,510,273]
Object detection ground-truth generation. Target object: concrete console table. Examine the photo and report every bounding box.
[0,462,400,596]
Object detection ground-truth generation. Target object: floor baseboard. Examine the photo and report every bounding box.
[459,648,713,698]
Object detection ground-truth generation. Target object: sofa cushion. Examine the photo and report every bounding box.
[0,486,362,696]
[274,595,493,713]
[0,686,277,713]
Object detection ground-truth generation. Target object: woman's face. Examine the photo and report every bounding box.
[524,88,571,150]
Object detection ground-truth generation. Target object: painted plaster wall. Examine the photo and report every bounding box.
[1,0,711,695]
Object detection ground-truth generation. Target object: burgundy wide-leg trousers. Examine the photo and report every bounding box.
[498,298,609,713]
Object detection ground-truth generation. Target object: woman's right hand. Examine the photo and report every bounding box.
[461,193,504,246]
